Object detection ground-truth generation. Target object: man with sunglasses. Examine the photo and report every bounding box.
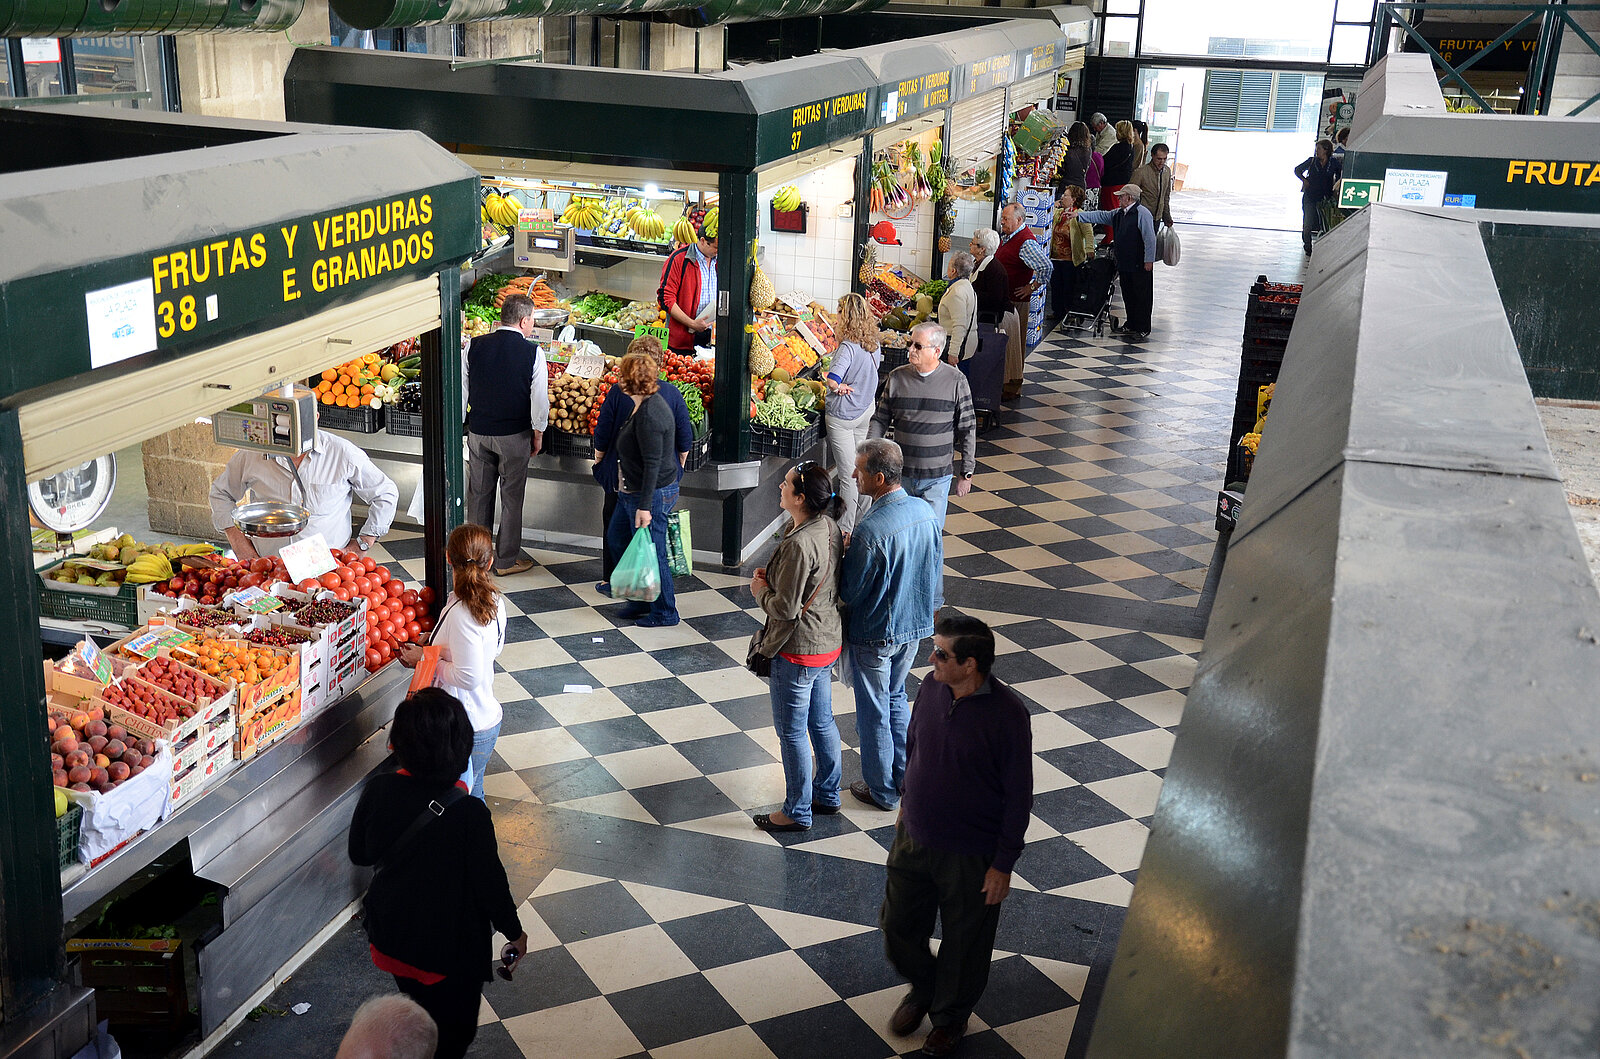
[841,439,941,815]
[869,321,977,529]
[880,615,1032,1057]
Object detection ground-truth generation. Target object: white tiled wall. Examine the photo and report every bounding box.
[948,153,1000,251]
[870,194,936,285]
[757,157,858,310]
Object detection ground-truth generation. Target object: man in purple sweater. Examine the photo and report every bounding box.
[880,614,1033,1057]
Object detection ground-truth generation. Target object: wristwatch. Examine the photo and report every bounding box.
[963,472,974,481]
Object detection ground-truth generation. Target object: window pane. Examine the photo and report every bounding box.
[1331,24,1371,66]
[74,37,167,108]
[1201,70,1242,128]
[1105,0,1141,13]
[20,39,66,96]
[1272,72,1305,129]
[1103,15,1138,57]
[1335,0,1374,20]
[1238,70,1272,128]
[0,47,9,97]
[1143,0,1335,58]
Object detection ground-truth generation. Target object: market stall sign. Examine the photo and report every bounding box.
[882,68,954,125]
[1025,40,1059,78]
[963,52,1016,98]
[759,88,874,162]
[33,181,475,379]
[1338,178,1383,209]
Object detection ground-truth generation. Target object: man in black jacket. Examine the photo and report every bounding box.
[465,294,549,575]
[1076,185,1158,340]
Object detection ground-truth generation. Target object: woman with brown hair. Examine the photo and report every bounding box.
[396,524,507,799]
[823,293,883,538]
[606,351,682,626]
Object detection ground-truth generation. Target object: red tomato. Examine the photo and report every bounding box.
[376,642,392,663]
[320,571,341,589]
[368,628,382,646]
[401,606,417,623]
[400,589,419,607]
[297,579,319,594]
[386,581,404,599]
[392,625,410,644]
[371,565,391,585]
[365,649,383,670]
[343,565,362,583]
[334,587,352,601]
[355,576,372,594]
[418,616,434,633]
[365,610,378,627]
[362,557,379,572]
[405,621,422,640]
[373,604,390,623]
[418,586,436,606]
[367,592,386,609]
[378,620,396,638]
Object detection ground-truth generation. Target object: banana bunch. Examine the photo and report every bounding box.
[671,216,697,246]
[629,209,666,240]
[560,196,606,229]
[773,185,802,212]
[123,552,175,585]
[702,206,719,239]
[482,191,523,229]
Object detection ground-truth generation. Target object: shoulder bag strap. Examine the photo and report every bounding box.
[372,786,468,878]
[425,596,459,647]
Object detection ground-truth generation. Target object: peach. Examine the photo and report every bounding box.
[50,753,63,771]
[70,782,91,793]
[108,762,130,782]
[121,749,142,767]
[67,765,90,785]
[93,754,110,769]
[52,770,67,787]
[86,720,107,739]
[103,739,126,759]
[105,724,127,742]
[89,767,108,787]
[52,736,78,756]
[69,712,90,731]
[139,755,156,768]
[65,750,90,769]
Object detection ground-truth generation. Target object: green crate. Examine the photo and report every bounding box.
[57,803,82,871]
[38,561,142,629]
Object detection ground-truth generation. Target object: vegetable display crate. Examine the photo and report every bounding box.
[750,415,820,459]
[57,803,82,871]
[1243,316,1295,344]
[548,429,595,459]
[317,403,385,433]
[1246,295,1300,320]
[38,560,143,628]
[386,409,423,437]
[684,431,711,472]
[880,346,910,373]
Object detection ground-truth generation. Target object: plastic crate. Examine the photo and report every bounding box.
[1246,294,1300,320]
[548,429,595,459]
[1244,316,1295,343]
[386,409,423,437]
[879,346,910,373]
[38,561,143,628]
[684,431,711,472]
[750,415,820,458]
[57,802,81,871]
[318,403,385,433]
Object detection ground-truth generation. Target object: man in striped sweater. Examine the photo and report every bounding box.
[869,321,977,529]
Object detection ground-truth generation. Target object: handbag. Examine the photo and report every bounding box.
[746,546,833,678]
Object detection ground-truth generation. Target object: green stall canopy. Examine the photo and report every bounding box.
[331,0,884,30]
[1,0,300,36]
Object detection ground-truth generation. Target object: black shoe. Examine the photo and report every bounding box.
[889,994,929,1036]
[849,781,894,811]
[811,802,842,816]
[753,813,810,833]
[922,1022,968,1057]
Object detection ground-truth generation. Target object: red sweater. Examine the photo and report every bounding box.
[661,248,706,351]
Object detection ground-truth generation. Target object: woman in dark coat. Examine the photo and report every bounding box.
[350,688,528,1059]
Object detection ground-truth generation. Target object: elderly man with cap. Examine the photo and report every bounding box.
[1076,183,1158,340]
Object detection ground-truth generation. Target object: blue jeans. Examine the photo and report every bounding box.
[849,640,919,809]
[469,723,500,801]
[607,483,680,623]
[769,654,842,826]
[904,475,952,529]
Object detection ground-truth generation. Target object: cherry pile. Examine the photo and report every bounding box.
[179,607,242,630]
[293,600,359,626]
[245,627,316,647]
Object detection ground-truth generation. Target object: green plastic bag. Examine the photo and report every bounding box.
[614,526,661,603]
[666,510,692,578]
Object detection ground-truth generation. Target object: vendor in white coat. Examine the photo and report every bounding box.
[397,524,508,800]
[209,427,398,560]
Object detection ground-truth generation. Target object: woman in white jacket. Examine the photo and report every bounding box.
[937,251,979,364]
[397,523,507,800]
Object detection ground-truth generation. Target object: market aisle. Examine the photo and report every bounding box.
[217,225,1308,1059]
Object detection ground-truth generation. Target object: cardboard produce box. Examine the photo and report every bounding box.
[167,744,232,814]
[233,687,303,762]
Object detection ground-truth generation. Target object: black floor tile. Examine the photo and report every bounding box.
[1043,539,1118,564]
[1070,493,1139,516]
[898,1027,1024,1058]
[1030,565,1109,591]
[1131,548,1207,576]
[1060,701,1159,740]
[519,758,624,803]
[530,880,653,944]
[481,944,600,1018]
[990,651,1065,685]
[1121,575,1198,602]
[660,905,790,971]
[1038,741,1146,784]
[995,619,1080,650]
[513,661,601,699]
[947,552,1020,578]
[978,505,1048,529]
[754,1001,896,1059]
[1073,665,1172,701]
[684,609,764,641]
[606,972,744,1049]
[505,585,589,614]
[1088,632,1181,665]
[379,536,426,560]
[566,715,668,756]
[497,697,563,737]
[654,642,747,676]
[797,928,907,999]
[1015,835,1128,892]
[958,528,1034,554]
[715,693,775,731]
[501,614,550,643]
[992,485,1063,508]
[1030,785,1133,835]
[630,776,741,825]
[612,676,704,713]
[971,954,1077,1026]
[675,731,776,774]
[555,630,646,661]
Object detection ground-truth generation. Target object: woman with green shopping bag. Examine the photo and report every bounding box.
[604,351,681,626]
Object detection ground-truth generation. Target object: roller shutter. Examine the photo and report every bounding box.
[1010,71,1060,109]
[948,89,1006,168]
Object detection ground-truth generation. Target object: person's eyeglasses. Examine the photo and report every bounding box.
[908,342,935,351]
[931,646,951,661]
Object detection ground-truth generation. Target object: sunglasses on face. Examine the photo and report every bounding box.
[908,342,937,351]
[932,646,951,661]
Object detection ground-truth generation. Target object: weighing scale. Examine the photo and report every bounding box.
[515,213,575,272]
[29,455,117,545]
[212,385,318,539]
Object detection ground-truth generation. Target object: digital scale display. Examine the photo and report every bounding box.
[212,388,317,457]
[533,237,560,250]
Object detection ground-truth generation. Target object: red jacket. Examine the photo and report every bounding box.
[661,248,707,351]
[993,228,1035,299]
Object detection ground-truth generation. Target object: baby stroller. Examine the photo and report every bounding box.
[1056,247,1119,337]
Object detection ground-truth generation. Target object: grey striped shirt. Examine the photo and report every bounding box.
[869,364,977,481]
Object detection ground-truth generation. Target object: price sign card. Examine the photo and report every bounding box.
[122,630,166,659]
[228,586,285,614]
[76,638,113,684]
[279,533,337,586]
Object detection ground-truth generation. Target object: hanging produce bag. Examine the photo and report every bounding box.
[614,528,661,602]
[667,510,693,577]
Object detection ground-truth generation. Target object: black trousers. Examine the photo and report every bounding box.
[601,489,619,580]
[880,825,1003,1029]
[394,973,484,1059]
[1119,265,1154,334]
[1302,195,1324,250]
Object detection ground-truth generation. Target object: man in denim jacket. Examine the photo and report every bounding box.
[841,438,942,811]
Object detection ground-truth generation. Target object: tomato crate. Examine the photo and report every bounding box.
[1246,294,1299,320]
[684,431,711,472]
[386,409,424,437]
[317,403,385,433]
[57,803,82,871]
[750,414,820,459]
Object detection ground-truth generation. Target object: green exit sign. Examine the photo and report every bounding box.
[1339,178,1383,209]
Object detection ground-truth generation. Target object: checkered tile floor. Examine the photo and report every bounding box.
[222,225,1310,1059]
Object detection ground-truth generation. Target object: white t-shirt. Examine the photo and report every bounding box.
[431,593,508,732]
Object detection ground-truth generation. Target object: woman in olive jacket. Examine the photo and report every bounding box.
[749,461,844,832]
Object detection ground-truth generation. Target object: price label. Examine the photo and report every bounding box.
[229,585,285,613]
[76,639,113,684]
[122,631,166,659]
[279,533,337,586]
